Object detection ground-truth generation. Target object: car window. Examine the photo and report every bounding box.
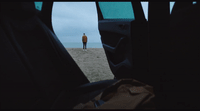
[141,2,148,20]
[170,2,175,14]
[193,1,197,4]
[170,1,197,14]
[34,2,43,11]
[98,2,135,20]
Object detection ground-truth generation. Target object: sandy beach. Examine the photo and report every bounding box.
[66,48,114,83]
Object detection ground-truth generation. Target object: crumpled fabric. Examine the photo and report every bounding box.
[73,79,155,109]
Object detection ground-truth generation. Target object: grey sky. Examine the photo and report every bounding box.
[52,2,176,43]
[52,2,100,43]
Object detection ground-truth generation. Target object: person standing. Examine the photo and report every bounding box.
[82,33,88,51]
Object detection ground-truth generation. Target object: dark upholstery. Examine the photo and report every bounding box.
[165,3,200,109]
[0,2,116,109]
[0,2,37,20]
[148,2,200,109]
[147,2,170,109]
[0,25,41,109]
[171,2,193,14]
[162,3,200,109]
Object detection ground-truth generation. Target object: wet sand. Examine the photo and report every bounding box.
[65,48,114,83]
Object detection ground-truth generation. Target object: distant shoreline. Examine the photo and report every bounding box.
[62,42,103,48]
[65,47,103,49]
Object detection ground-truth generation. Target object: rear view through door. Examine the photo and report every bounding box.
[95,2,148,82]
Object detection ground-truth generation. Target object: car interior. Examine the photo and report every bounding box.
[0,1,199,109]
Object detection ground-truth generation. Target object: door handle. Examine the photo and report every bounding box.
[118,24,126,29]
[102,37,127,53]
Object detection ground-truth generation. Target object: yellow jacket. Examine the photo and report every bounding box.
[82,35,87,42]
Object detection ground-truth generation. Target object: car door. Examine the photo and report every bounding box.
[95,2,148,81]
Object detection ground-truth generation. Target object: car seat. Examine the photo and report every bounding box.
[148,2,200,109]
[0,2,117,109]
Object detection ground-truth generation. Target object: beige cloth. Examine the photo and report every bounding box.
[73,79,155,109]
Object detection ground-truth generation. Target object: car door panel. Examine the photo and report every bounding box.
[96,2,148,80]
[99,19,134,79]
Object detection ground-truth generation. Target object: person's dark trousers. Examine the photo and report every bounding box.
[83,42,87,49]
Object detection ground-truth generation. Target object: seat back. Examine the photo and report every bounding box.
[0,2,89,109]
[148,2,200,109]
[162,3,200,109]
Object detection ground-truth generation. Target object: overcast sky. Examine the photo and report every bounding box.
[52,2,175,43]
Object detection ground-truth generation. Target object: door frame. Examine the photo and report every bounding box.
[39,2,54,33]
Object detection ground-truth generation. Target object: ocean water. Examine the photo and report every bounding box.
[62,42,103,48]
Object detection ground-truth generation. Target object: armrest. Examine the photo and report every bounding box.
[70,79,118,97]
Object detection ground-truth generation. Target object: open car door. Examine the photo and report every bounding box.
[95,2,148,82]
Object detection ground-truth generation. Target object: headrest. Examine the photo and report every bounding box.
[0,2,37,20]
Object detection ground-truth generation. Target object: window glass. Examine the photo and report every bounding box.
[170,1,196,14]
[193,1,197,4]
[34,2,43,11]
[170,2,175,14]
[141,2,148,20]
[98,2,135,20]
